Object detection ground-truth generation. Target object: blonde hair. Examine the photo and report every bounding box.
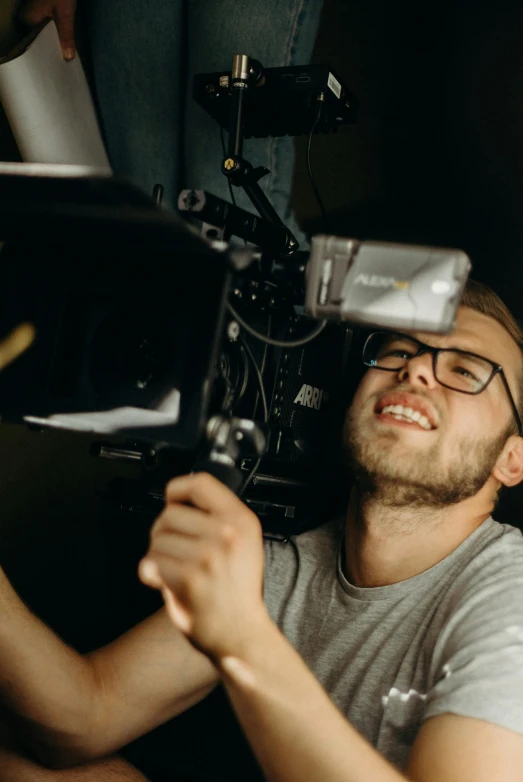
[461,279,523,415]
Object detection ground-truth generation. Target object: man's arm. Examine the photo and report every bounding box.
[0,719,150,782]
[140,472,523,782]
[217,619,406,782]
[0,567,219,767]
[218,622,523,782]
[406,714,523,781]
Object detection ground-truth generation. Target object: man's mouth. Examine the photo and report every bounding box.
[378,404,433,430]
[374,392,438,431]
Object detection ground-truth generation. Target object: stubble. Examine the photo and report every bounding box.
[344,403,511,509]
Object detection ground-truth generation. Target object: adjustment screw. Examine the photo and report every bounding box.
[227,321,240,341]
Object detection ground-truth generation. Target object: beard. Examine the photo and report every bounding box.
[344,402,512,509]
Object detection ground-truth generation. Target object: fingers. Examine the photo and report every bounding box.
[165,472,247,515]
[54,0,77,60]
[137,558,192,633]
[140,552,194,592]
[161,587,192,634]
[147,528,214,565]
[139,552,205,615]
[153,473,260,551]
[152,501,211,539]
[18,0,52,26]
[139,473,266,656]
[19,0,77,60]
[138,558,163,589]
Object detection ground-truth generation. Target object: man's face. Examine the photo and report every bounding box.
[345,307,523,508]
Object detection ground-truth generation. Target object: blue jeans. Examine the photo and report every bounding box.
[84,0,323,241]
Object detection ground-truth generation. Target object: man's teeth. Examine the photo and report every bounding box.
[380,404,432,430]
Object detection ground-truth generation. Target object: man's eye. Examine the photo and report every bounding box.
[453,365,480,382]
[383,348,413,359]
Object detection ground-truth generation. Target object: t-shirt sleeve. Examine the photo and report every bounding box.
[424,562,523,735]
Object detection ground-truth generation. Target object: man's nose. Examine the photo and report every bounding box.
[397,352,438,388]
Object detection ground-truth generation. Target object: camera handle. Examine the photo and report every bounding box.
[221,54,299,257]
[192,415,266,494]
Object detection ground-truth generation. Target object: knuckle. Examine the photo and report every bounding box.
[176,561,194,588]
[148,521,160,543]
[182,566,204,597]
[150,510,168,536]
[165,476,177,493]
[193,471,213,490]
[150,512,176,544]
[199,549,215,572]
[218,521,237,547]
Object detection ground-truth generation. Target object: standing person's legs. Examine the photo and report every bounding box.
[185,0,324,242]
[83,0,185,207]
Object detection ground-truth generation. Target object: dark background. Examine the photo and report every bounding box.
[1,0,523,777]
[293,0,523,317]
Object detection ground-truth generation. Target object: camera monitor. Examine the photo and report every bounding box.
[194,63,357,138]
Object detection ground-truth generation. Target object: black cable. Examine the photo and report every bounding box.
[307,101,330,233]
[259,312,272,375]
[220,125,237,207]
[237,334,267,496]
[235,344,250,404]
[238,455,262,497]
[227,302,327,348]
[238,334,268,423]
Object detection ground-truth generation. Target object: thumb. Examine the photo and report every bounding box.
[138,559,192,634]
[54,0,77,60]
[161,587,192,635]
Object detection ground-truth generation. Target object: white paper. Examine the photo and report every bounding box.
[24,403,180,435]
[0,20,111,168]
[23,388,181,434]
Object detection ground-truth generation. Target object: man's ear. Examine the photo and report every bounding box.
[493,435,523,487]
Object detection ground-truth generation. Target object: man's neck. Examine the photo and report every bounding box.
[343,489,493,588]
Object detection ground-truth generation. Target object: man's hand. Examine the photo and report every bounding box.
[139,472,270,661]
[18,0,77,60]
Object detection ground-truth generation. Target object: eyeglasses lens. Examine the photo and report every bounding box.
[364,333,494,394]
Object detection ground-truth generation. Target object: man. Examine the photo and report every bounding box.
[2,280,523,781]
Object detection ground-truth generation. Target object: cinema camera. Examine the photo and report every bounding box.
[0,55,470,532]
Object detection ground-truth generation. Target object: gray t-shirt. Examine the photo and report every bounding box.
[263,516,523,770]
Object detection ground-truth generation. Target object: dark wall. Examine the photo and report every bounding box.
[292,0,523,317]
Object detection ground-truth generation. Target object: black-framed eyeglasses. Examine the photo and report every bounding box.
[362,331,523,437]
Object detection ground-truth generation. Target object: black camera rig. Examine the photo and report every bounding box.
[0,55,470,534]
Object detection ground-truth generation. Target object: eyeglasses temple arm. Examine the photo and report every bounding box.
[499,370,523,437]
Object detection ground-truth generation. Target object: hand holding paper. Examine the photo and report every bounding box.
[0,20,110,167]
[18,0,77,60]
